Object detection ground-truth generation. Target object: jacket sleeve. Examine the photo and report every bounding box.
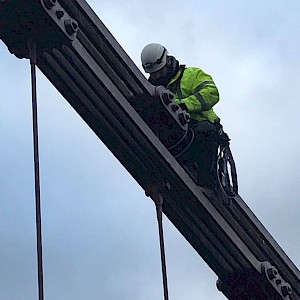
[177,68,219,113]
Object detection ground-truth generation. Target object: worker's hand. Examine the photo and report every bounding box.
[179,103,188,112]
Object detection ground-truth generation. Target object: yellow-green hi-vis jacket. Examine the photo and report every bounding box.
[167,66,220,124]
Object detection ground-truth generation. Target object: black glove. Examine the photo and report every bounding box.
[179,103,188,112]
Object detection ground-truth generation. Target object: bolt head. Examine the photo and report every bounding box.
[64,19,78,35]
[178,112,190,125]
[162,92,172,105]
[178,112,187,125]
[44,0,57,9]
[171,104,179,112]
[281,284,292,297]
[267,266,278,280]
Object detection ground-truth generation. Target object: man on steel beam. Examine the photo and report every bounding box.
[141,43,226,190]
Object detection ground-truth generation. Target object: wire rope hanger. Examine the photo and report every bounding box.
[146,179,171,300]
[27,36,45,300]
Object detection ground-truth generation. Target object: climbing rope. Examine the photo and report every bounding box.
[27,37,45,300]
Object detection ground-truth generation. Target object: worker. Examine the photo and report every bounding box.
[141,43,222,189]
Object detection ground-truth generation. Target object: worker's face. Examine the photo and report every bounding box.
[150,65,168,81]
[149,57,173,87]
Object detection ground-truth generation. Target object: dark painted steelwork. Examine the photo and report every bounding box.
[1,1,300,299]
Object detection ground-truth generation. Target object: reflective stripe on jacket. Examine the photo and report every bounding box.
[167,66,220,123]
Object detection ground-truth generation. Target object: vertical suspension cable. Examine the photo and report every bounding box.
[27,37,45,300]
[155,194,169,300]
[146,182,170,300]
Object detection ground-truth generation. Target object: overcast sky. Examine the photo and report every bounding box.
[1,0,300,299]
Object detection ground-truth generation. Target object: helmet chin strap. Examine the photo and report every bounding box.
[169,56,179,73]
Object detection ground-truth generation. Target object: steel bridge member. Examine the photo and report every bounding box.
[141,43,225,189]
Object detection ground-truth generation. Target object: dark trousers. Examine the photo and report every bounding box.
[177,120,220,187]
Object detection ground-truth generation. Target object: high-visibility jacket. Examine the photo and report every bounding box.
[167,66,220,123]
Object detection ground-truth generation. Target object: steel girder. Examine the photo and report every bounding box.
[1,0,299,299]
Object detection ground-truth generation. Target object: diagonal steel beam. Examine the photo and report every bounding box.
[1,0,299,299]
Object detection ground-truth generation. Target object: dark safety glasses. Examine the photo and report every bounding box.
[143,48,167,70]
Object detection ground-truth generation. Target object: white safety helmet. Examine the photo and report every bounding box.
[141,43,168,73]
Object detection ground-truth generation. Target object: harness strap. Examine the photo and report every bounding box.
[168,65,186,99]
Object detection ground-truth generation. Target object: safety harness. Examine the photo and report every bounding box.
[167,64,186,99]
